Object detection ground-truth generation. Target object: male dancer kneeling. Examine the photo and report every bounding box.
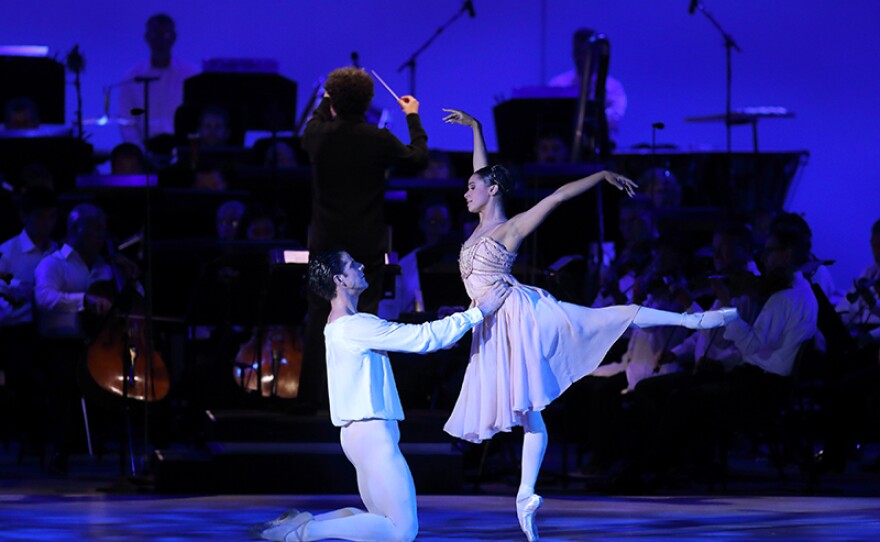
[253,250,510,542]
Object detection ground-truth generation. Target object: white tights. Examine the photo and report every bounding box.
[631,306,685,328]
[516,410,547,500]
[513,304,686,500]
[301,419,418,542]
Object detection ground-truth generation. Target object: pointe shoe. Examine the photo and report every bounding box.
[681,307,739,330]
[249,510,312,541]
[516,494,543,542]
[248,508,299,538]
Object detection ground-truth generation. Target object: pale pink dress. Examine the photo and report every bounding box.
[444,235,640,443]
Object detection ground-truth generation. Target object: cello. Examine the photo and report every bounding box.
[84,252,170,403]
[234,325,303,399]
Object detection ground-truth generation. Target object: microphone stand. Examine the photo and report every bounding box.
[692,2,740,186]
[126,84,159,484]
[139,162,157,481]
[572,35,610,305]
[66,45,86,140]
[133,76,158,150]
[397,1,473,95]
[651,122,665,173]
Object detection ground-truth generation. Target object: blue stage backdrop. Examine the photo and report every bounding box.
[3,0,878,284]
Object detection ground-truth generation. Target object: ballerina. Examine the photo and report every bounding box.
[440,108,738,541]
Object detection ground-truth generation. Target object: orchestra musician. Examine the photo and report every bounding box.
[33,203,139,474]
[0,186,58,451]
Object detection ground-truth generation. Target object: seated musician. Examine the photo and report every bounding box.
[547,27,627,143]
[3,97,41,131]
[819,217,880,472]
[380,198,459,319]
[33,203,139,474]
[635,214,818,484]
[0,186,58,449]
[836,217,880,344]
[110,143,148,175]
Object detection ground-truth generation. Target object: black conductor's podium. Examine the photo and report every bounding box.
[493,97,606,163]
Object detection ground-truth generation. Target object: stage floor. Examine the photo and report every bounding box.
[1,491,880,541]
[3,443,880,540]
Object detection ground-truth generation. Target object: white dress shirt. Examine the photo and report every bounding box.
[117,56,199,145]
[324,307,484,427]
[723,272,818,377]
[0,230,57,326]
[34,244,114,339]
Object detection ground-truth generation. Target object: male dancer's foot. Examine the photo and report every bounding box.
[250,510,312,541]
[516,493,543,541]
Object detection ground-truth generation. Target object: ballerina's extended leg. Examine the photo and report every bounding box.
[631,306,738,330]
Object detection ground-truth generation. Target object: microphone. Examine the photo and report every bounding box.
[134,76,160,83]
[351,51,360,68]
[103,86,111,119]
[651,122,665,130]
[66,44,85,73]
[688,0,699,14]
[464,0,476,18]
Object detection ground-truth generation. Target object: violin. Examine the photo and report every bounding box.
[0,272,26,308]
[847,277,879,308]
[234,325,303,399]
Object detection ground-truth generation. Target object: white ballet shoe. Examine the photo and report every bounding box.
[516,494,543,542]
[249,508,299,538]
[250,510,312,541]
[681,307,739,330]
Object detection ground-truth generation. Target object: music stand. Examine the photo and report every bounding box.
[493,98,606,164]
[0,55,65,124]
[685,107,794,153]
[0,136,93,191]
[183,72,297,133]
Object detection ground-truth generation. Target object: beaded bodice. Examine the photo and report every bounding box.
[459,236,517,281]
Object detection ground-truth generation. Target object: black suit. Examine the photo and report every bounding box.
[300,98,429,406]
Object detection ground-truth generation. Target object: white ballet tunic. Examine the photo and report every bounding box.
[324,307,484,427]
